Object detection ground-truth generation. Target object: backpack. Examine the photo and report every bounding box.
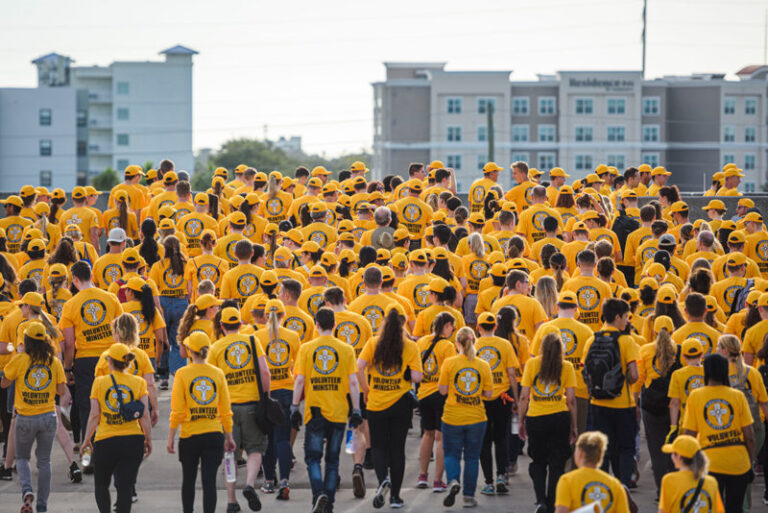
[114,278,128,303]
[641,346,682,416]
[731,278,754,315]
[583,330,625,399]
[731,371,761,431]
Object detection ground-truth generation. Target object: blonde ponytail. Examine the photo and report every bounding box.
[455,326,476,361]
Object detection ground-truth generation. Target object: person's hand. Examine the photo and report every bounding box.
[224,433,236,453]
[144,438,152,458]
[349,409,363,429]
[570,425,578,445]
[290,405,302,431]
[151,409,159,427]
[518,420,527,442]
[665,425,678,444]
[81,439,92,454]
[166,436,175,454]
[66,370,75,386]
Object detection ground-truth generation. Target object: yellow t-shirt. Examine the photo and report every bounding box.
[659,470,724,513]
[668,364,705,427]
[220,264,263,308]
[522,357,576,417]
[258,191,293,224]
[207,333,266,404]
[90,371,148,441]
[294,335,356,424]
[396,274,433,314]
[394,196,433,240]
[468,177,497,213]
[94,346,153,377]
[462,254,490,294]
[743,319,768,360]
[169,362,233,438]
[120,300,167,359]
[18,258,46,290]
[561,276,614,331]
[491,294,548,340]
[348,293,397,334]
[671,322,721,357]
[504,181,536,212]
[184,255,227,299]
[359,337,422,412]
[332,310,373,358]
[474,335,520,399]
[683,385,754,475]
[148,258,189,298]
[214,233,246,268]
[283,305,317,344]
[59,207,100,246]
[3,353,65,416]
[555,467,629,513]
[298,285,328,318]
[581,328,640,408]
[413,305,465,339]
[516,204,562,245]
[417,336,456,400]
[255,326,300,391]
[177,213,220,257]
[439,354,493,426]
[102,208,139,240]
[530,317,593,398]
[60,288,124,358]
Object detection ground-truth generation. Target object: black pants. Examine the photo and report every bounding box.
[93,435,144,513]
[711,471,751,513]
[480,397,510,483]
[179,432,224,513]
[588,405,637,486]
[642,409,671,493]
[0,388,10,458]
[68,383,81,444]
[526,411,571,512]
[617,265,635,289]
[74,357,99,442]
[367,393,413,499]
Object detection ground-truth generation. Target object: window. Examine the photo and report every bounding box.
[745,154,756,170]
[117,159,130,170]
[476,154,487,171]
[745,182,756,192]
[538,153,555,171]
[643,125,659,142]
[724,97,735,115]
[447,126,462,142]
[575,154,593,171]
[642,153,660,168]
[607,126,626,142]
[39,139,51,156]
[477,125,487,142]
[643,97,660,116]
[477,98,496,114]
[446,154,462,170]
[77,110,87,127]
[77,141,87,156]
[723,154,735,167]
[117,107,129,121]
[446,97,462,114]
[746,97,758,115]
[538,97,556,115]
[607,98,626,114]
[538,125,556,142]
[575,126,593,142]
[511,152,529,163]
[723,126,735,143]
[39,108,51,126]
[117,82,129,95]
[745,126,757,143]
[512,97,529,115]
[512,125,529,142]
[575,98,594,114]
[39,171,52,187]
[607,154,625,168]
[117,134,130,146]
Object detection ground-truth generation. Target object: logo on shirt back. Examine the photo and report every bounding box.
[266,198,283,216]
[679,488,713,513]
[184,219,203,238]
[684,374,705,395]
[236,273,259,296]
[577,286,600,311]
[105,384,134,413]
[189,376,217,406]
[469,260,489,281]
[580,482,614,511]
[307,294,325,316]
[312,345,339,375]
[163,268,183,289]
[266,340,290,367]
[756,240,768,261]
[560,329,577,356]
[362,305,385,332]
[283,317,307,340]
[197,263,221,283]
[103,264,122,285]
[24,364,52,391]
[309,230,328,246]
[375,361,401,377]
[687,333,713,355]
[402,204,422,223]
[335,322,362,348]
[414,284,430,309]
[6,224,23,243]
[224,341,252,370]
[130,310,149,336]
[422,352,438,377]
[81,299,107,326]
[226,240,240,262]
[28,268,43,288]
[532,211,548,232]
[454,367,481,396]
[703,398,734,430]
[472,186,486,204]
[532,376,560,398]
[477,346,501,370]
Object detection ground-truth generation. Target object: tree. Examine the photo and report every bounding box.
[214,138,297,172]
[192,161,215,191]
[92,167,119,190]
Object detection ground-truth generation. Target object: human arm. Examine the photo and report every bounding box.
[517,386,530,441]
[155,328,166,362]
[138,395,152,457]
[565,387,578,444]
[357,358,369,396]
[626,360,639,385]
[506,366,519,403]
[81,398,102,453]
[144,372,159,426]
[669,397,681,429]
[258,356,270,392]
[744,352,755,366]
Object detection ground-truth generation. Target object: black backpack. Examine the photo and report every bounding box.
[641,346,682,416]
[583,330,625,399]
[731,278,754,315]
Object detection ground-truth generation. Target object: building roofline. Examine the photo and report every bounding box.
[160,45,199,55]
[384,62,446,68]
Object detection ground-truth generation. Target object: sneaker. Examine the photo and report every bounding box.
[433,480,448,493]
[417,473,429,489]
[277,481,290,500]
[756,463,764,477]
[312,493,328,513]
[763,491,768,505]
[444,480,461,507]
[159,379,169,391]
[260,481,275,494]
[372,479,391,509]
[480,484,495,496]
[0,467,13,481]
[226,503,240,513]
[242,485,261,511]
[352,464,366,499]
[363,448,374,470]
[21,492,34,513]
[462,496,477,508]
[534,503,548,513]
[506,462,518,477]
[237,458,247,468]
[68,462,82,483]
[495,475,508,495]
[131,490,138,503]
[390,496,404,509]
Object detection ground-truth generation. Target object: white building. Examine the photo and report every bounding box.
[273,136,302,155]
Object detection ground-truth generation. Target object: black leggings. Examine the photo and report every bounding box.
[480,396,510,483]
[0,388,10,458]
[179,432,224,513]
[711,471,751,513]
[526,412,571,512]
[93,435,144,513]
[367,393,413,499]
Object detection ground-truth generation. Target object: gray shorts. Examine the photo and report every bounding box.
[232,403,267,455]
[464,293,479,324]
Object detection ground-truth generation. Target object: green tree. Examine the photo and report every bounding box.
[192,161,215,191]
[214,138,298,171]
[92,167,119,190]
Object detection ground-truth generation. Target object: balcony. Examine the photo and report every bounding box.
[88,143,113,155]
[89,117,112,129]
[88,92,112,104]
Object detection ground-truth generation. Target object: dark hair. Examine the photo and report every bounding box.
[688,268,713,295]
[134,284,156,325]
[323,287,345,306]
[432,285,457,305]
[358,246,377,267]
[163,236,186,276]
[235,239,254,260]
[19,279,37,297]
[703,353,729,386]
[315,307,335,331]
[0,254,17,289]
[685,292,707,318]
[539,332,563,386]
[495,306,523,359]
[431,259,455,283]
[25,334,54,366]
[654,301,686,329]
[601,298,630,324]
[640,205,656,222]
[431,311,455,343]
[49,197,65,223]
[659,185,680,204]
[70,261,92,282]
[280,279,302,301]
[372,309,405,372]
[140,218,160,268]
[363,267,382,287]
[577,249,596,266]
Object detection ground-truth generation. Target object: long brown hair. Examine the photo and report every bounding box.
[538,332,563,385]
[372,309,405,371]
[164,236,186,276]
[653,327,677,376]
[178,304,205,342]
[117,195,129,231]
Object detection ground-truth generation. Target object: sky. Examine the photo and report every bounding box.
[2,0,767,157]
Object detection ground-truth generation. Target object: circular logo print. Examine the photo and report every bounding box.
[596,233,612,243]
[29,268,43,288]
[335,322,362,347]
[532,211,549,232]
[703,398,734,430]
[469,260,489,281]
[561,212,575,224]
[580,482,614,511]
[266,340,290,367]
[375,361,401,377]
[312,345,339,374]
[226,239,240,261]
[284,316,307,339]
[108,217,120,230]
[197,263,221,283]
[310,230,328,246]
[532,375,560,398]
[176,208,191,220]
[454,367,481,396]
[103,263,123,285]
[402,204,422,223]
[105,384,134,413]
[6,224,23,243]
[641,247,658,265]
[688,333,713,355]
[266,198,283,216]
[755,240,768,261]
[523,185,535,205]
[81,299,107,326]
[362,305,385,331]
[243,222,256,238]
[414,284,430,309]
[236,273,259,296]
[184,219,203,238]
[679,488,712,513]
[509,305,522,327]
[189,376,217,405]
[725,286,741,309]
[684,374,705,395]
[308,293,325,316]
[130,309,149,336]
[577,286,600,311]
[472,185,486,204]
[24,364,52,391]
[163,268,183,289]
[352,227,366,241]
[224,341,252,370]
[422,352,438,377]
[477,346,501,370]
[560,328,577,356]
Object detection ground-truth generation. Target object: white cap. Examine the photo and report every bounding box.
[107,228,127,243]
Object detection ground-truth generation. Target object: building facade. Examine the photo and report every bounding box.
[373,63,768,192]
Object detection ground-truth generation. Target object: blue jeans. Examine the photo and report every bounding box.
[442,421,487,497]
[15,412,57,511]
[263,389,292,482]
[304,413,345,506]
[159,296,189,376]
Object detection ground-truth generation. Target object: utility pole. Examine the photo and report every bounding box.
[642,0,647,78]
[764,8,767,64]
[487,102,495,162]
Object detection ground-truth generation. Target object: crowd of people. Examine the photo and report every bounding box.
[0,157,763,513]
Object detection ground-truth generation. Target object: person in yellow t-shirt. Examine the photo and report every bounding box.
[207,306,271,511]
[519,331,578,512]
[184,230,227,300]
[668,339,705,436]
[167,332,235,513]
[561,249,614,331]
[394,181,434,245]
[290,307,361,511]
[59,187,101,250]
[438,326,492,508]
[102,190,139,240]
[505,162,536,212]
[671,292,721,357]
[683,353,754,511]
[257,172,293,225]
[348,267,397,335]
[554,431,630,513]
[120,278,167,365]
[323,287,372,358]
[220,240,263,309]
[515,185,562,245]
[177,193,220,257]
[659,435,724,513]
[491,270,548,340]
[1,321,67,513]
[278,279,317,344]
[742,291,768,368]
[468,163,502,214]
[413,278,464,340]
[81,343,151,513]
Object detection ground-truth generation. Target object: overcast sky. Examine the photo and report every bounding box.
[2,0,767,157]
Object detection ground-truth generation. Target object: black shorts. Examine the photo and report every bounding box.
[346,393,368,420]
[419,391,445,432]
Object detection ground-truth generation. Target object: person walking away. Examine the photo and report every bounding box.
[659,435,724,513]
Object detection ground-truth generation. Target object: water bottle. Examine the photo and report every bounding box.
[511,413,519,435]
[224,451,236,483]
[81,448,91,468]
[344,429,357,455]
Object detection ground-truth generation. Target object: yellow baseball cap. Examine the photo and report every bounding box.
[221,307,241,324]
[194,193,209,205]
[669,201,689,214]
[312,166,332,177]
[712,171,724,183]
[122,248,141,265]
[428,278,449,293]
[724,168,745,178]
[350,161,369,173]
[19,185,37,198]
[33,202,50,216]
[728,232,746,244]
[654,315,674,333]
[229,212,247,227]
[409,250,427,264]
[703,200,725,211]
[651,166,671,177]
[1,195,23,208]
[408,180,423,193]
[106,343,131,361]
[274,247,292,262]
[549,167,570,178]
[758,292,768,308]
[662,435,700,459]
[124,165,144,177]
[20,292,44,308]
[163,171,179,184]
[309,265,327,279]
[301,241,320,253]
[307,177,323,188]
[391,252,407,270]
[85,186,101,196]
[744,212,764,224]
[158,219,175,230]
[483,162,503,174]
[28,239,46,252]
[185,332,211,353]
[727,252,747,267]
[656,285,676,304]
[146,169,158,179]
[49,263,67,278]
[638,164,652,173]
[477,312,496,325]
[265,299,286,315]
[195,294,222,311]
[24,321,46,341]
[738,198,755,208]
[468,212,485,225]
[682,338,704,358]
[381,266,395,282]
[429,160,445,169]
[490,263,507,278]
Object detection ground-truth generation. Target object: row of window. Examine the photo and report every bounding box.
[38,140,92,157]
[722,154,757,170]
[445,96,663,116]
[446,125,662,143]
[723,97,758,115]
[37,107,129,127]
[723,126,759,143]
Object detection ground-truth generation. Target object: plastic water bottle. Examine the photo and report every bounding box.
[224,451,236,483]
[511,413,519,435]
[344,429,357,455]
[81,447,91,468]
